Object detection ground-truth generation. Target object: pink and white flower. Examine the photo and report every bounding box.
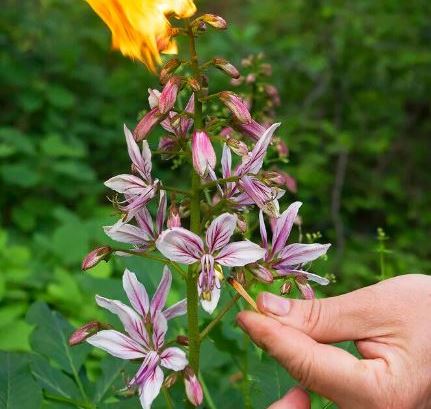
[259,202,331,297]
[87,268,187,409]
[105,125,159,221]
[192,130,216,176]
[104,190,167,252]
[156,213,266,313]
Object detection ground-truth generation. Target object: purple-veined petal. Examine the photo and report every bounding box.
[206,213,237,253]
[276,269,330,286]
[235,119,266,142]
[296,280,315,300]
[156,190,167,235]
[140,140,152,183]
[159,76,180,114]
[156,227,203,264]
[124,125,152,182]
[135,207,155,239]
[236,122,280,176]
[122,269,150,317]
[219,91,251,123]
[163,299,187,320]
[272,201,302,256]
[95,295,150,347]
[249,264,273,283]
[240,175,274,208]
[104,223,151,245]
[179,94,195,136]
[259,210,268,250]
[148,89,160,109]
[198,276,221,314]
[221,144,232,179]
[216,240,266,267]
[276,243,331,267]
[129,351,159,386]
[104,174,147,195]
[86,330,145,360]
[150,266,172,319]
[160,111,177,134]
[139,365,164,409]
[152,312,167,350]
[120,183,158,215]
[160,347,188,371]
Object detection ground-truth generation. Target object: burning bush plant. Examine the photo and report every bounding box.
[73,1,331,407]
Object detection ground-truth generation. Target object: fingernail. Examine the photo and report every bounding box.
[261,292,290,315]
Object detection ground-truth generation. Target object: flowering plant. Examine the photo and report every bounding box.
[74,1,331,407]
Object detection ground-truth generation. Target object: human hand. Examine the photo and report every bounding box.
[237,274,431,409]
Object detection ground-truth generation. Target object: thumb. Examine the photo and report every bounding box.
[237,311,374,403]
[268,387,310,409]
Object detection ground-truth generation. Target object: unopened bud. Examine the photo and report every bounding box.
[262,171,285,186]
[81,246,112,270]
[280,281,292,295]
[264,84,280,106]
[184,366,204,407]
[167,203,181,228]
[176,335,189,346]
[249,265,274,284]
[230,77,243,86]
[296,276,315,300]
[212,58,240,79]
[69,321,106,346]
[188,78,201,92]
[245,73,256,84]
[160,58,181,84]
[192,130,216,177]
[164,373,178,389]
[199,14,227,30]
[219,91,252,123]
[159,76,181,115]
[234,269,246,285]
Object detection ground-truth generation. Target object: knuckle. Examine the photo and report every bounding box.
[288,344,317,389]
[302,298,324,335]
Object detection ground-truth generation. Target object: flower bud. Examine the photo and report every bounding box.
[264,84,280,106]
[159,76,181,115]
[245,73,256,84]
[262,171,285,186]
[296,276,315,300]
[81,246,112,270]
[249,265,274,284]
[199,14,227,30]
[160,58,181,84]
[212,58,240,79]
[188,78,201,92]
[274,138,289,158]
[230,77,243,86]
[69,321,105,346]
[192,130,216,177]
[134,108,160,141]
[164,373,178,389]
[184,367,204,407]
[280,281,292,295]
[236,216,247,233]
[167,203,181,228]
[176,335,189,346]
[219,91,252,124]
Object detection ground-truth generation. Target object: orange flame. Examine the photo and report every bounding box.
[86,0,196,72]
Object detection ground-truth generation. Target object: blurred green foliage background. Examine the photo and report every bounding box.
[0,0,430,407]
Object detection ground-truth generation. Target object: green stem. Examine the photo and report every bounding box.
[162,387,175,409]
[162,185,192,195]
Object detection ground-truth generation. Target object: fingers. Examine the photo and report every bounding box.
[237,311,370,402]
[268,387,310,409]
[256,284,393,343]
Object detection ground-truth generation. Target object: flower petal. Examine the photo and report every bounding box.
[135,207,155,238]
[192,130,216,177]
[236,122,280,176]
[122,269,150,317]
[277,269,330,286]
[139,365,164,409]
[259,210,268,250]
[104,174,147,195]
[156,190,167,235]
[124,124,151,181]
[206,213,237,253]
[272,202,302,256]
[276,243,331,267]
[86,330,145,360]
[216,240,266,267]
[199,278,221,314]
[163,299,187,320]
[134,107,160,142]
[156,227,203,264]
[152,312,167,350]
[160,347,188,371]
[95,295,150,347]
[130,351,159,386]
[104,223,151,245]
[150,266,172,318]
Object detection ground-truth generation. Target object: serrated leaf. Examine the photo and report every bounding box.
[0,352,43,409]
[26,302,90,375]
[31,355,80,401]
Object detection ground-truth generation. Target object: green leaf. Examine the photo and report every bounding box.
[26,302,90,375]
[30,355,80,401]
[0,320,32,351]
[93,357,128,403]
[0,352,43,409]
